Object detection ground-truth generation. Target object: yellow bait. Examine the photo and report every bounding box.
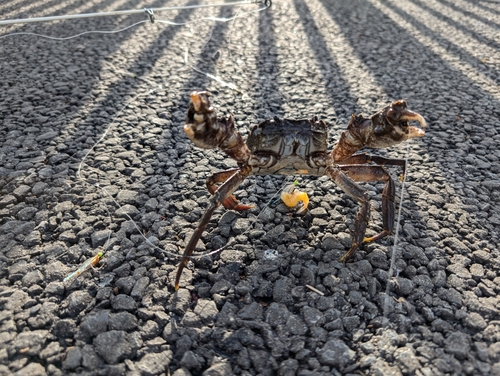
[281,183,309,214]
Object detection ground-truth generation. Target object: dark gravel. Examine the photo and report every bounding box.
[1,0,500,375]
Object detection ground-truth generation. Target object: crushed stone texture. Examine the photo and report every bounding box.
[1,0,500,374]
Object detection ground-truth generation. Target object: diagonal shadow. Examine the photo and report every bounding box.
[434,0,500,29]
[69,0,199,113]
[252,2,283,119]
[409,0,500,55]
[376,0,500,80]
[0,0,199,176]
[6,0,88,19]
[319,0,500,101]
[316,0,500,256]
[293,0,361,121]
[1,0,44,17]
[0,0,147,36]
[1,0,61,19]
[459,0,500,16]
[70,0,201,128]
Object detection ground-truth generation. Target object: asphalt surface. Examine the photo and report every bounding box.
[1,0,500,375]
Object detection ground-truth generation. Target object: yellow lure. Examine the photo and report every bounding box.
[281,182,309,214]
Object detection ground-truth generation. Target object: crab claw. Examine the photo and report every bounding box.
[355,99,428,150]
[184,91,252,164]
[389,100,427,139]
[184,91,221,149]
[190,91,209,112]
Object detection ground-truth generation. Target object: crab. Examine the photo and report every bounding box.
[175,91,427,290]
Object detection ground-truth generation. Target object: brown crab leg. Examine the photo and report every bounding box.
[175,169,249,290]
[340,165,395,244]
[326,166,370,262]
[339,154,407,178]
[207,168,254,211]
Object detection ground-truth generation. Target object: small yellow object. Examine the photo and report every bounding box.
[281,182,309,214]
[64,252,104,283]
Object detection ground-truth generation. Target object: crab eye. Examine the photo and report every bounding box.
[249,154,277,168]
[284,134,295,145]
[261,154,277,167]
[298,134,309,146]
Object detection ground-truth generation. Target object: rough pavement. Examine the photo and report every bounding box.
[1,0,500,375]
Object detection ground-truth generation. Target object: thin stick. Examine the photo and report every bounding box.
[306,284,325,296]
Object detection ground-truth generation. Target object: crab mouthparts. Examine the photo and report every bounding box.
[401,110,427,139]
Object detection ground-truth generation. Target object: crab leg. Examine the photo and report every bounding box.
[340,165,396,244]
[207,168,254,211]
[175,169,248,290]
[340,154,407,178]
[326,166,370,262]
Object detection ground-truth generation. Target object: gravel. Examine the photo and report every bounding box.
[1,0,500,374]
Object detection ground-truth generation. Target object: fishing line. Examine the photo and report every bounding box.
[0,0,271,41]
[60,88,155,281]
[7,0,272,275]
[383,142,411,319]
[0,20,147,41]
[183,32,247,96]
[98,175,294,260]
[76,82,293,262]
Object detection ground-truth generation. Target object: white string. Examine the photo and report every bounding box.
[0,1,270,41]
[76,88,156,181]
[0,20,148,41]
[98,176,293,260]
[76,84,292,261]
[383,142,411,319]
[0,1,263,26]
